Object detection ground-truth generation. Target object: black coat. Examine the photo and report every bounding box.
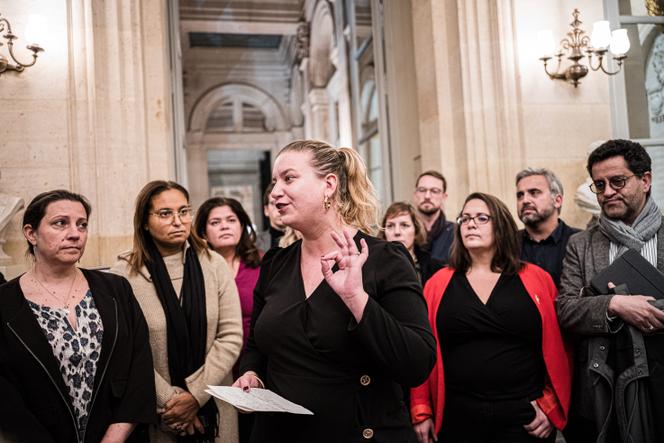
[0,269,157,443]
[413,246,444,285]
[241,233,436,443]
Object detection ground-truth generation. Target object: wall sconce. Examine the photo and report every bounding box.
[538,9,630,88]
[0,13,44,77]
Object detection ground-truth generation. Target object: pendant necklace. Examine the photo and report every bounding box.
[31,270,79,313]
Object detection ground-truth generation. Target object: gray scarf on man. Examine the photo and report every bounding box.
[598,196,661,254]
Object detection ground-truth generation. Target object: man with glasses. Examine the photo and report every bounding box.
[515,168,580,288]
[413,170,455,263]
[558,139,664,442]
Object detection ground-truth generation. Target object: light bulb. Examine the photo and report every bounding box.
[538,30,556,57]
[610,29,630,56]
[590,21,611,49]
[24,14,46,47]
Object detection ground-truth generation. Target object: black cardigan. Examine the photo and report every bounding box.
[0,269,157,443]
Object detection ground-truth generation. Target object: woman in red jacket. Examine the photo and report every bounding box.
[411,192,571,443]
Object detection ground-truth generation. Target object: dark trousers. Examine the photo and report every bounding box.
[238,412,255,443]
[438,393,556,443]
[562,413,597,443]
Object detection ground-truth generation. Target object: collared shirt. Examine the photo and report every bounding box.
[520,219,580,288]
[609,236,658,266]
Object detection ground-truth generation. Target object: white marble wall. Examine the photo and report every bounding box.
[0,0,175,277]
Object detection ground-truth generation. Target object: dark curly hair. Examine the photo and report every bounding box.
[587,139,652,177]
[194,197,261,268]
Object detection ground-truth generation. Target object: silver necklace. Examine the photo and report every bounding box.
[30,270,79,312]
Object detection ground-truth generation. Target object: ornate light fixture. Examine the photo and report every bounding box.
[0,13,44,77]
[538,9,630,88]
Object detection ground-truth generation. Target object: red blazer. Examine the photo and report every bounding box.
[410,264,572,434]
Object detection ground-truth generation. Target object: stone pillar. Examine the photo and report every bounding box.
[299,58,314,139]
[378,0,422,201]
[411,0,524,213]
[0,0,175,275]
[186,132,210,210]
[66,0,175,267]
[308,88,330,142]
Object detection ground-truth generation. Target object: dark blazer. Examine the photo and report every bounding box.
[557,220,664,442]
[0,269,157,443]
[558,220,664,334]
[428,218,455,264]
[241,233,436,442]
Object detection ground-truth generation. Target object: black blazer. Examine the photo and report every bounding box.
[0,269,157,443]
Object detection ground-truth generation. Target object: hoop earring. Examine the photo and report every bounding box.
[323,195,331,211]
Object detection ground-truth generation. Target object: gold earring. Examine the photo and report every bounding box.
[324,195,331,211]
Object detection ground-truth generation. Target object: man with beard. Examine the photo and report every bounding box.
[516,168,580,287]
[413,171,455,263]
[558,139,664,442]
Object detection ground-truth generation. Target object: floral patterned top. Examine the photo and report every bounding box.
[28,290,104,430]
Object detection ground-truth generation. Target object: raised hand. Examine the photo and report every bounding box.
[321,230,369,321]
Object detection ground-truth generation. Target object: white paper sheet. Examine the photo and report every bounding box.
[206,386,314,415]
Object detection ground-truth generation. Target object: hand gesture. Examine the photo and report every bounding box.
[321,231,369,321]
[523,400,553,438]
[413,418,437,443]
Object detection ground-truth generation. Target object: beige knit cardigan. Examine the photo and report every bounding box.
[111,247,242,443]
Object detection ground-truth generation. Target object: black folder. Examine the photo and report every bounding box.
[590,248,664,299]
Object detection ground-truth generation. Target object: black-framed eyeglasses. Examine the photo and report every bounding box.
[589,175,636,194]
[456,213,492,225]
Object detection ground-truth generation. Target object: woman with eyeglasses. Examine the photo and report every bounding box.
[410,192,571,443]
[111,181,242,443]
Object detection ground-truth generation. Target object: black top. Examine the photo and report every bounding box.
[427,211,456,264]
[437,271,544,400]
[267,225,283,249]
[520,219,580,288]
[0,271,6,285]
[0,269,156,443]
[413,245,445,285]
[240,231,435,443]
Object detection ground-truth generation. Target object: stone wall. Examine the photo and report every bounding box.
[0,0,175,278]
[409,0,612,228]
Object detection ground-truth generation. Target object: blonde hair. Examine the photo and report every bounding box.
[278,227,302,248]
[278,140,380,234]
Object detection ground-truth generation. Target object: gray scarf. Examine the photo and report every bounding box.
[599,196,661,254]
